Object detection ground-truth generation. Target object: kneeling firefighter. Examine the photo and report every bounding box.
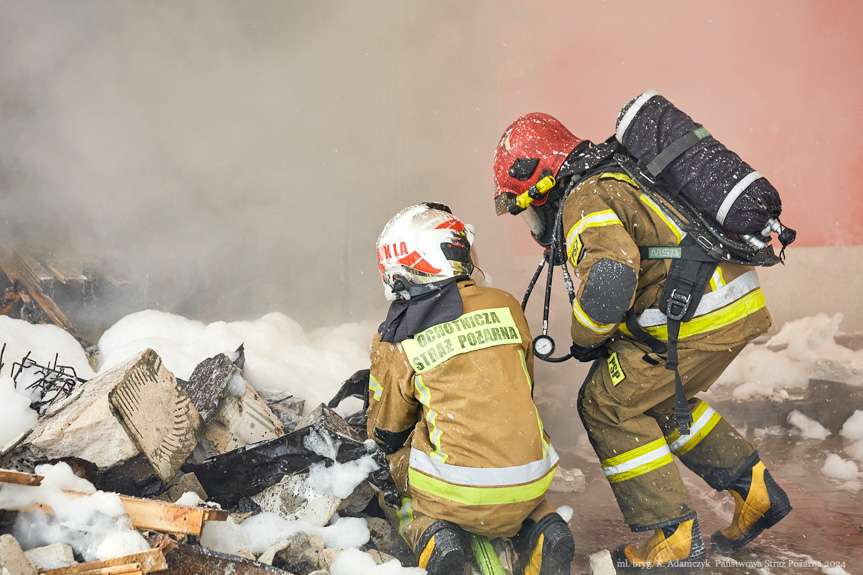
[367,203,575,575]
[492,98,792,571]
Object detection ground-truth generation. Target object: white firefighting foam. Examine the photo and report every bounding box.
[96,309,376,414]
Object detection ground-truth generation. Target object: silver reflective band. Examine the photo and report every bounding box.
[409,445,559,487]
[615,89,658,143]
[715,171,763,226]
[668,405,718,454]
[601,443,671,478]
[637,271,760,327]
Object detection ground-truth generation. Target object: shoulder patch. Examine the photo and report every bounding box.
[599,172,639,189]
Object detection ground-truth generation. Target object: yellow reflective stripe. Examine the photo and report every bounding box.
[414,375,448,463]
[518,349,548,455]
[602,437,668,468]
[368,375,383,401]
[653,288,765,340]
[518,349,533,392]
[408,465,557,506]
[573,297,617,335]
[599,172,639,188]
[396,497,414,545]
[667,402,722,456]
[634,288,766,342]
[709,267,726,291]
[606,453,674,483]
[565,210,623,259]
[601,438,674,484]
[639,193,685,245]
[401,307,522,373]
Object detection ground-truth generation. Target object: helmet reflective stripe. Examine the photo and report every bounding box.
[376,204,475,293]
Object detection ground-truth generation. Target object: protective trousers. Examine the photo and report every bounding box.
[381,447,558,551]
[578,339,755,531]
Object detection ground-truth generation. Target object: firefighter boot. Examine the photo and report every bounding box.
[416,520,468,575]
[514,513,575,575]
[711,459,791,552]
[612,518,707,572]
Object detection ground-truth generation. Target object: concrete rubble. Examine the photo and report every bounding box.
[0,346,586,574]
[0,348,410,574]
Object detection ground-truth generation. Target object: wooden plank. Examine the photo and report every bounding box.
[0,468,43,486]
[0,240,78,335]
[39,253,89,285]
[0,469,228,537]
[114,495,229,536]
[45,563,143,575]
[11,246,54,284]
[41,548,166,574]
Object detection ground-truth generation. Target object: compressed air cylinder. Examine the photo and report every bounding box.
[615,90,781,236]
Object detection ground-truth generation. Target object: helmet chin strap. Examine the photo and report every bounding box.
[390,274,470,300]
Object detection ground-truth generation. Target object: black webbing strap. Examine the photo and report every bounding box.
[659,237,719,434]
[646,126,711,178]
[624,308,666,356]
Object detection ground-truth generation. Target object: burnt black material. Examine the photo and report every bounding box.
[183,423,398,507]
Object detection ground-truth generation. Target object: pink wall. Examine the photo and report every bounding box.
[490,0,863,247]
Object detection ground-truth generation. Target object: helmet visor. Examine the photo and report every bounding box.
[494,191,516,216]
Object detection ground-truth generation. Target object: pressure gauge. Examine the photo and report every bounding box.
[533,335,556,359]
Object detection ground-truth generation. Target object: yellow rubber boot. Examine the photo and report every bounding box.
[612,518,707,572]
[711,460,791,552]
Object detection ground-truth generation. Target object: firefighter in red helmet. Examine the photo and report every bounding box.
[492,112,791,571]
[367,203,575,575]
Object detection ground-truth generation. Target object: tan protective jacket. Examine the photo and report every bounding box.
[562,172,771,351]
[367,280,558,537]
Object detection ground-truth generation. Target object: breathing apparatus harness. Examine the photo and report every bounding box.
[517,137,797,434]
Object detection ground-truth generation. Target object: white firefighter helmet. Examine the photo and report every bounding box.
[376,203,475,299]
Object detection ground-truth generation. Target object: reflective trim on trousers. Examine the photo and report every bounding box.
[397,497,415,545]
[601,437,674,484]
[666,401,722,457]
[409,445,559,488]
[369,375,383,401]
[408,463,557,506]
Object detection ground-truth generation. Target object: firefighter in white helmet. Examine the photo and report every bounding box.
[367,203,575,575]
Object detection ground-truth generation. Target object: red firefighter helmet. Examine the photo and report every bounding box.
[493,113,584,216]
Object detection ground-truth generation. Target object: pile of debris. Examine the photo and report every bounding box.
[0,346,411,574]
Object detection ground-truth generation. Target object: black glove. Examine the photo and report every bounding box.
[570,342,609,362]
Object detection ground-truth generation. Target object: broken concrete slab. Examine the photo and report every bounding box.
[549,467,586,494]
[272,532,325,574]
[184,352,243,422]
[202,381,284,454]
[165,472,208,504]
[336,479,375,515]
[250,472,340,526]
[0,534,37,575]
[108,348,203,482]
[3,361,138,471]
[365,517,414,566]
[295,404,362,442]
[588,549,616,575]
[23,542,76,571]
[267,395,305,431]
